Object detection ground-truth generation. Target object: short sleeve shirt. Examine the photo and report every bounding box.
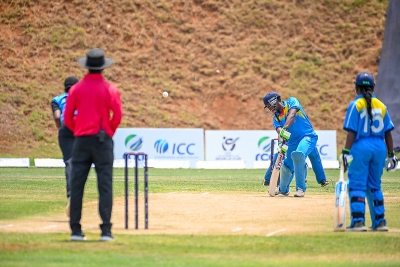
[343,94,394,141]
[272,97,317,145]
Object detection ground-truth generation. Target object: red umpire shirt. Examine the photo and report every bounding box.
[64,73,122,137]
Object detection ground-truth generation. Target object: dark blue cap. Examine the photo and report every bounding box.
[263,92,280,107]
[355,72,375,87]
[64,76,79,92]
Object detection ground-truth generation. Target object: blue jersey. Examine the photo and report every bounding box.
[343,94,394,141]
[51,93,68,123]
[272,97,317,146]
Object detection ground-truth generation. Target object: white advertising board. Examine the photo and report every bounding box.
[314,130,337,160]
[0,158,30,167]
[113,128,204,168]
[205,130,336,168]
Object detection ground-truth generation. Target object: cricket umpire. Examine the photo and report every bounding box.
[51,76,79,217]
[64,48,123,241]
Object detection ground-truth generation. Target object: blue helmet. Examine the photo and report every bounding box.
[263,92,280,107]
[263,92,280,116]
[354,72,375,87]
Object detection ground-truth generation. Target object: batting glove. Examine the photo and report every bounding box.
[385,151,398,172]
[339,148,353,173]
[279,127,291,142]
[277,138,287,153]
[278,144,288,154]
[278,139,285,148]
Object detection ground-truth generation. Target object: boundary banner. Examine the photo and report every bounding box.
[113,128,204,168]
[0,158,30,167]
[205,130,336,169]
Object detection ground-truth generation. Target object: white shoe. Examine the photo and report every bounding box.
[66,197,70,218]
[294,188,305,197]
[100,234,115,242]
[275,187,290,196]
[70,233,86,241]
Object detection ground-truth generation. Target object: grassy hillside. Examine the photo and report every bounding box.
[0,0,388,159]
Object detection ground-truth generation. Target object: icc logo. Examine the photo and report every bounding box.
[222,137,239,151]
[154,139,169,153]
[316,144,329,156]
[154,139,195,155]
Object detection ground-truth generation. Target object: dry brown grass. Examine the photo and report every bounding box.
[0,0,388,158]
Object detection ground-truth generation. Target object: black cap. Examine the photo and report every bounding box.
[64,76,79,92]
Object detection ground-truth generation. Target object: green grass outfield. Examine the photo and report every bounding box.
[0,167,399,267]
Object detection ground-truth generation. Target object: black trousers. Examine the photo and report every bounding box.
[58,125,74,198]
[69,134,114,235]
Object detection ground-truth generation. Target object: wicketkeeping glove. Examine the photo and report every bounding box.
[279,127,291,142]
[339,148,353,173]
[385,151,398,172]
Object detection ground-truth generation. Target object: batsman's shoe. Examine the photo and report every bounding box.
[371,220,388,232]
[274,187,279,195]
[346,221,367,232]
[70,232,87,241]
[319,180,329,187]
[275,187,290,196]
[66,197,70,218]
[294,188,305,197]
[263,179,270,186]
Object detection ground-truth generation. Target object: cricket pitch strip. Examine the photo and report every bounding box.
[1,193,399,236]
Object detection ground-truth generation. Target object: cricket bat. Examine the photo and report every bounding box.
[334,160,347,231]
[268,150,285,197]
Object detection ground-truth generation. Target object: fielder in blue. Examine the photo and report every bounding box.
[263,92,328,197]
[51,76,79,217]
[341,72,398,231]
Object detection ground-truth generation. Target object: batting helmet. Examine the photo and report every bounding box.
[263,92,280,107]
[263,92,280,116]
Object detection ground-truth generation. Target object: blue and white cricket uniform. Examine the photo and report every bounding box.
[51,92,74,198]
[272,97,325,193]
[52,93,68,123]
[343,94,394,228]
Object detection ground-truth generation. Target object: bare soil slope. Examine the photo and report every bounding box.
[0,0,388,158]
